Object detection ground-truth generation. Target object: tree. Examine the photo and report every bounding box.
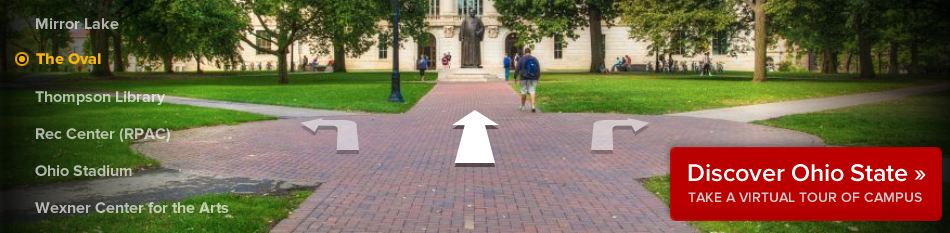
[307,0,428,73]
[495,0,621,73]
[770,0,850,74]
[618,0,743,71]
[124,0,244,73]
[238,0,319,84]
[67,0,154,76]
[743,0,769,82]
[845,0,877,78]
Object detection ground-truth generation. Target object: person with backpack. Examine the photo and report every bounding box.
[417,54,429,81]
[515,48,541,113]
[503,55,512,81]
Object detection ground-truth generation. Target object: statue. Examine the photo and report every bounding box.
[459,9,484,68]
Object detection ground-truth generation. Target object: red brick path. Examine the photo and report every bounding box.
[134,82,823,232]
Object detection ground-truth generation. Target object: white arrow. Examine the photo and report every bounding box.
[915,170,925,180]
[591,119,649,154]
[453,110,497,167]
[302,119,359,154]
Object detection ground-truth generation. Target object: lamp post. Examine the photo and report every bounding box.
[388,0,405,103]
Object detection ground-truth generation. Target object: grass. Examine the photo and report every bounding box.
[1,190,312,232]
[1,71,47,82]
[641,175,948,232]
[756,90,950,156]
[0,90,272,188]
[60,72,435,113]
[518,72,938,114]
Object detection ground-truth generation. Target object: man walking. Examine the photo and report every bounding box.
[702,51,712,77]
[515,48,541,113]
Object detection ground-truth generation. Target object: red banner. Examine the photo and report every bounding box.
[670,147,942,221]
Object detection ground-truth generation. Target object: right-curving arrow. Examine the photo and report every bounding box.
[591,119,649,154]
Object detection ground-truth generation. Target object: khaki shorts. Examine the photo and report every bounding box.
[519,79,538,95]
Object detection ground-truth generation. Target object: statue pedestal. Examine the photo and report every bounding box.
[438,68,501,82]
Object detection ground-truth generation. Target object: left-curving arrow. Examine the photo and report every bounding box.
[302,119,359,154]
[454,110,497,167]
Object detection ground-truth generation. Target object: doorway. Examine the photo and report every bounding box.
[417,33,437,69]
[505,33,521,58]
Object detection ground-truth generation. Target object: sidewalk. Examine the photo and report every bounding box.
[668,83,950,122]
[133,82,823,232]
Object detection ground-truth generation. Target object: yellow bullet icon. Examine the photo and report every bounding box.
[15,52,29,66]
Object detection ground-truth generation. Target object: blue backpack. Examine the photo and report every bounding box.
[522,56,540,79]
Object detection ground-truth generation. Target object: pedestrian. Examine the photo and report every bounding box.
[515,48,541,113]
[442,53,450,69]
[302,56,309,71]
[611,57,623,73]
[417,54,429,81]
[702,51,712,77]
[503,55,511,81]
[77,63,83,73]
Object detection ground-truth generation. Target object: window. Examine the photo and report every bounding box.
[713,31,730,55]
[428,0,440,16]
[554,36,563,59]
[457,0,483,15]
[255,30,271,55]
[378,36,388,59]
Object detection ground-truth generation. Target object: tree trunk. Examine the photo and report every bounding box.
[855,15,875,78]
[876,51,882,74]
[277,48,288,84]
[162,55,174,73]
[821,49,838,74]
[587,4,605,73]
[332,40,347,73]
[887,42,898,74]
[909,42,919,74]
[844,52,853,73]
[91,0,113,77]
[752,1,768,82]
[195,54,202,74]
[113,29,124,72]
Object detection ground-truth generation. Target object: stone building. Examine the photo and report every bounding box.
[172,0,790,74]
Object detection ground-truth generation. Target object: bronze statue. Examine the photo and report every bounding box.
[459,9,484,68]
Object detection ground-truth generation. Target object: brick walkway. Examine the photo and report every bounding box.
[134,82,823,232]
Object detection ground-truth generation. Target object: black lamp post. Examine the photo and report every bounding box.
[388,0,405,103]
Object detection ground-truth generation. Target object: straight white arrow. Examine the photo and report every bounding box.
[591,119,649,154]
[453,110,497,167]
[302,119,359,154]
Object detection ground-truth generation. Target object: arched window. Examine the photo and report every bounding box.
[457,0,484,15]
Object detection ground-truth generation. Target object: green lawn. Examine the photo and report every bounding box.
[756,90,950,155]
[520,72,936,114]
[1,71,46,81]
[0,90,272,188]
[641,175,947,232]
[1,191,312,233]
[61,72,435,113]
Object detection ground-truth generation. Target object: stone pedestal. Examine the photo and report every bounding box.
[438,68,502,82]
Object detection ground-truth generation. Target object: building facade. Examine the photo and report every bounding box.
[169,0,787,74]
